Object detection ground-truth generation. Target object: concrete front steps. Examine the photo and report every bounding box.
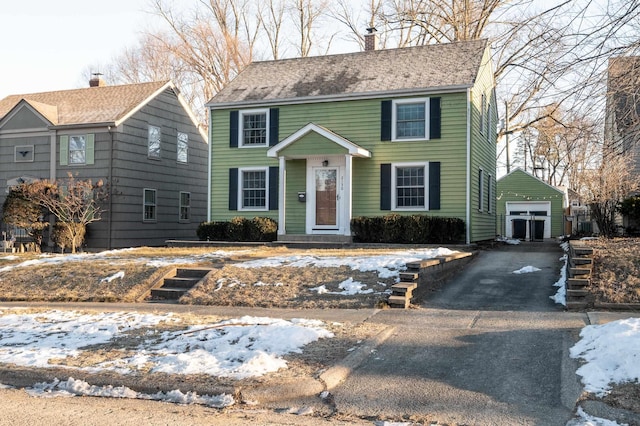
[149,268,213,302]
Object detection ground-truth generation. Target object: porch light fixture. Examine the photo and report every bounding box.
[322,160,329,167]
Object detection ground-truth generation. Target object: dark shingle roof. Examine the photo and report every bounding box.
[0,81,170,126]
[209,39,488,107]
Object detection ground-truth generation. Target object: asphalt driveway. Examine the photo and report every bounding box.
[331,241,589,425]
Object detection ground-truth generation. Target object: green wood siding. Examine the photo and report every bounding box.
[211,94,469,224]
[280,132,349,157]
[496,169,564,237]
[468,46,498,242]
[209,46,497,243]
[285,160,306,233]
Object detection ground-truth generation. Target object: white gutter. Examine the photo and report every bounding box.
[466,88,471,245]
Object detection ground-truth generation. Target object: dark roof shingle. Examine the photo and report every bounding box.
[0,81,170,126]
[209,39,488,106]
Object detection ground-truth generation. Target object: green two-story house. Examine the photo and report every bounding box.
[207,38,497,244]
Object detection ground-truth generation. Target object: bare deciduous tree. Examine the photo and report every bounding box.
[23,174,109,253]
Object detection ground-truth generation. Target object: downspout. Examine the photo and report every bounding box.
[107,126,114,249]
[466,88,472,245]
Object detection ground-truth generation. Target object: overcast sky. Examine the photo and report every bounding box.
[0,0,154,98]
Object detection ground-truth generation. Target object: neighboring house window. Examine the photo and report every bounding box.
[239,167,268,210]
[148,125,161,159]
[177,132,188,163]
[478,169,485,211]
[381,98,441,141]
[69,135,86,164]
[241,109,268,146]
[179,191,191,221]
[14,145,34,162]
[143,189,157,221]
[393,98,429,140]
[394,164,426,209]
[486,98,492,143]
[59,134,94,166]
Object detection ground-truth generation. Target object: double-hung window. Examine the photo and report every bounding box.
[177,132,188,163]
[392,98,429,141]
[143,188,157,221]
[148,125,161,159]
[69,135,86,164]
[60,134,94,166]
[240,109,268,147]
[393,163,428,210]
[179,191,191,221]
[239,167,268,210]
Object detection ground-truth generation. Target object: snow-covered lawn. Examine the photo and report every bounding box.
[0,308,334,407]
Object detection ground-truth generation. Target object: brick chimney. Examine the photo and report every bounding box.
[364,27,378,51]
[89,72,106,87]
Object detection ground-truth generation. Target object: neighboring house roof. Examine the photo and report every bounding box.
[208,39,489,107]
[497,168,564,195]
[0,81,171,127]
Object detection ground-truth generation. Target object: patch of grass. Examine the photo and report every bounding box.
[582,238,640,304]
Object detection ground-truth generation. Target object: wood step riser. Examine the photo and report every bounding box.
[163,278,200,288]
[150,288,187,300]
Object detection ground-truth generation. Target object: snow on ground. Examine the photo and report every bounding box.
[551,254,568,306]
[570,317,640,397]
[0,248,244,273]
[27,377,235,408]
[513,265,541,274]
[0,308,334,406]
[235,247,459,280]
[566,407,628,426]
[0,309,332,379]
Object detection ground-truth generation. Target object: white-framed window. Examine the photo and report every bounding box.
[14,145,34,162]
[392,162,428,210]
[148,125,161,159]
[478,168,485,212]
[238,167,268,210]
[240,109,269,147]
[69,135,87,164]
[143,188,157,222]
[177,132,188,163]
[392,98,430,141]
[179,191,191,221]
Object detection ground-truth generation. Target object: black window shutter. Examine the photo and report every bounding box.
[380,163,392,210]
[229,168,238,210]
[230,111,239,147]
[269,108,279,147]
[381,100,392,141]
[429,161,441,210]
[430,97,441,139]
[269,166,279,210]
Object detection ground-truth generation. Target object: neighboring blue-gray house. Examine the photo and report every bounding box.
[0,78,208,249]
